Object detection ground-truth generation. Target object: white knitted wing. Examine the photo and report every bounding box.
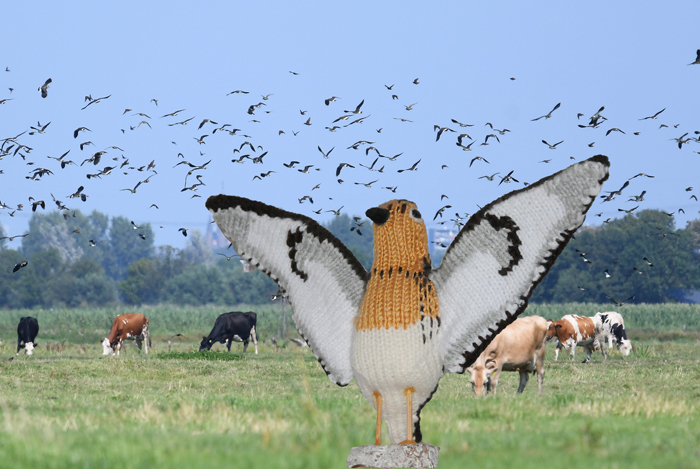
[206,195,367,386]
[431,155,609,374]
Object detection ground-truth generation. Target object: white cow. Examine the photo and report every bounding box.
[593,311,632,357]
[467,316,548,395]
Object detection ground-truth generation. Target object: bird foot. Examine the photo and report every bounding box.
[399,439,417,445]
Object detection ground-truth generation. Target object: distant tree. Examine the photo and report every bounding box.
[106,217,154,280]
[0,249,29,307]
[0,224,6,251]
[45,258,116,307]
[154,245,191,281]
[118,258,164,305]
[182,229,215,265]
[162,264,226,305]
[531,210,700,304]
[22,211,84,263]
[218,258,278,304]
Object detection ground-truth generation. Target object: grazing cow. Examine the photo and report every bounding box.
[200,311,258,354]
[102,313,151,356]
[594,311,632,357]
[467,316,548,396]
[547,314,598,363]
[16,316,39,355]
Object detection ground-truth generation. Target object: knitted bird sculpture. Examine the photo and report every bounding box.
[206,155,609,445]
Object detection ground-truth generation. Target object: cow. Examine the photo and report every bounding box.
[200,311,258,354]
[467,316,548,396]
[546,314,598,363]
[17,316,39,355]
[594,311,632,357]
[102,313,151,356]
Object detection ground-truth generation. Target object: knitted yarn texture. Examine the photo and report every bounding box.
[356,200,440,332]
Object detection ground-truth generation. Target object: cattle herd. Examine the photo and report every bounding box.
[14,309,629,394]
[466,311,631,395]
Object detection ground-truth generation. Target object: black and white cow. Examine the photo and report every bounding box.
[17,316,39,356]
[593,311,632,357]
[200,312,258,354]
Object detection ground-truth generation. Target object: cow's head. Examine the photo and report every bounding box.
[199,336,214,351]
[101,338,113,356]
[546,322,562,341]
[466,364,494,396]
[24,342,35,355]
[619,339,632,356]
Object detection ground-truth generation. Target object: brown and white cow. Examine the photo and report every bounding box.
[467,316,548,396]
[546,314,597,363]
[102,313,151,356]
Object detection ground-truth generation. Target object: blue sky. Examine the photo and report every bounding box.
[1,1,698,250]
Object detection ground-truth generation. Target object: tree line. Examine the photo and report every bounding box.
[1,208,698,308]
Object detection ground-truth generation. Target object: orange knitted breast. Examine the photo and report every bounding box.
[355,200,440,331]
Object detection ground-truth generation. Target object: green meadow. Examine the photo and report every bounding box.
[0,304,698,468]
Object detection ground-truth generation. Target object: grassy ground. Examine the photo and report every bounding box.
[1,302,698,347]
[0,340,699,469]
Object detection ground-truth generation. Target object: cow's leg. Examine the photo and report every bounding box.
[143,326,149,354]
[117,339,122,356]
[250,326,258,354]
[517,370,530,393]
[554,342,561,361]
[570,342,576,359]
[226,338,232,352]
[600,338,608,360]
[137,338,143,353]
[16,339,22,356]
[490,370,501,396]
[536,352,545,395]
[242,340,249,353]
[582,346,592,363]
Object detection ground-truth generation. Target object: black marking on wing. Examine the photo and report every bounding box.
[484,213,522,275]
[206,194,368,281]
[286,228,308,281]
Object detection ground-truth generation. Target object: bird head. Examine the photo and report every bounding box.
[366,199,431,271]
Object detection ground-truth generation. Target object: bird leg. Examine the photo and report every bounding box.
[373,391,382,445]
[399,387,417,445]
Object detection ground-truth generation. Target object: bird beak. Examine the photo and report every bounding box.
[365,207,390,225]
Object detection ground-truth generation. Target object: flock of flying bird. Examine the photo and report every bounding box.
[2,52,700,304]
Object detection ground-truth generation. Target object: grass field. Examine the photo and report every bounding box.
[1,338,699,469]
[1,302,699,346]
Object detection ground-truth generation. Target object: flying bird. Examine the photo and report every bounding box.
[336,163,355,177]
[205,155,609,445]
[81,94,111,110]
[13,261,28,273]
[639,108,665,120]
[605,128,626,136]
[38,78,52,98]
[606,295,635,307]
[469,156,489,167]
[688,49,700,65]
[531,102,561,121]
[434,125,455,142]
[73,127,91,139]
[542,139,563,149]
[344,99,365,114]
[397,159,421,173]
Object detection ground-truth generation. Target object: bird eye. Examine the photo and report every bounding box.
[410,209,422,220]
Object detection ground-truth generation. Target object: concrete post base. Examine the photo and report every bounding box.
[347,443,439,468]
